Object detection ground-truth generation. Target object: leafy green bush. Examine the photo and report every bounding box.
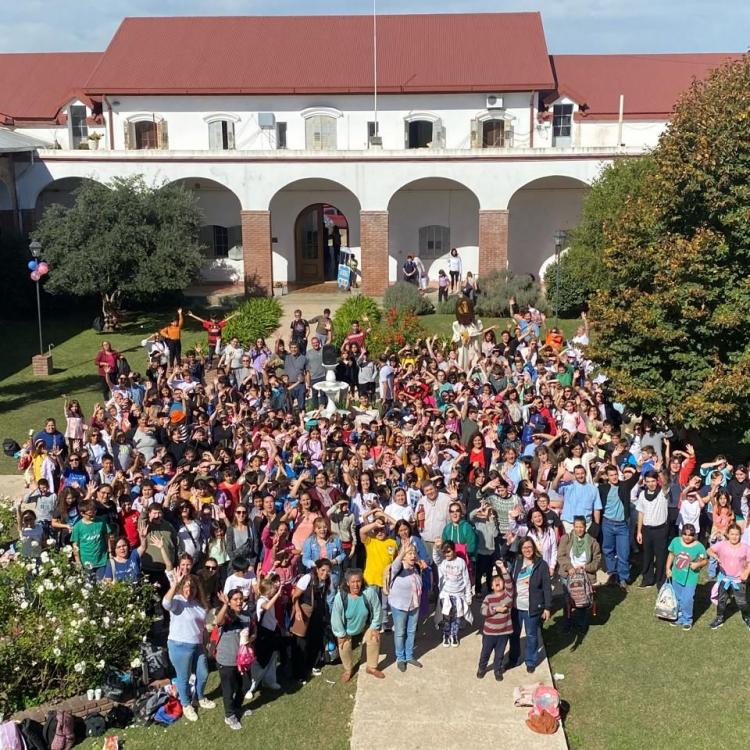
[382,281,434,315]
[435,294,461,315]
[543,255,589,317]
[367,308,427,359]
[222,296,283,346]
[332,295,381,346]
[475,270,545,317]
[0,544,153,713]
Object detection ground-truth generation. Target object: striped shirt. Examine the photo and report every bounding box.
[481,577,513,636]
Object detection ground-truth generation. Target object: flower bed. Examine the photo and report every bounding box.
[0,546,153,714]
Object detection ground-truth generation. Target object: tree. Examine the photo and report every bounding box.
[34,175,205,329]
[543,156,655,314]
[589,56,750,440]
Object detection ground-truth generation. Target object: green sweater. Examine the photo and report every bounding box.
[441,519,478,558]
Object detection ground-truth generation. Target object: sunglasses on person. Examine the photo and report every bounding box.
[204,564,218,571]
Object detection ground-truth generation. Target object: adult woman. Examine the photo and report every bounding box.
[462,272,478,304]
[83,427,107,472]
[283,491,321,553]
[176,501,204,568]
[509,506,558,576]
[302,518,345,586]
[103,536,142,583]
[215,589,255,730]
[291,558,333,681]
[162,573,215,721]
[557,516,602,631]
[260,520,298,584]
[508,536,552,673]
[448,248,462,292]
[249,338,271,381]
[226,503,258,567]
[441,503,478,575]
[95,341,119,399]
[388,543,424,672]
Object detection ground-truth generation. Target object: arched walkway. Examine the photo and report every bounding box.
[269,179,361,286]
[507,176,588,277]
[166,178,243,282]
[34,177,104,224]
[387,177,479,283]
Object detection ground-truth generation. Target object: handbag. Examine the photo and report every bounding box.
[181,523,205,570]
[289,581,315,638]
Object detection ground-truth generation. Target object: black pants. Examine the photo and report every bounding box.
[717,583,750,621]
[667,507,679,542]
[475,553,496,595]
[291,614,326,679]
[218,664,250,719]
[165,339,181,368]
[207,343,217,368]
[450,270,460,291]
[100,376,111,400]
[641,523,668,587]
[478,633,509,673]
[438,286,448,302]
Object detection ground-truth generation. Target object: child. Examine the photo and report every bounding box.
[477,562,513,680]
[63,397,86,452]
[252,573,283,691]
[707,524,750,629]
[677,486,706,536]
[437,269,449,303]
[16,507,46,558]
[665,523,707,630]
[433,539,471,647]
[709,491,734,578]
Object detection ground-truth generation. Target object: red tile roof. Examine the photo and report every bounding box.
[549,53,744,119]
[0,52,101,122]
[84,13,556,95]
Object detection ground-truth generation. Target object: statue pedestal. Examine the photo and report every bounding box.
[31,353,53,376]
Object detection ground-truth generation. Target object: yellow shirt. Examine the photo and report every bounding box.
[363,535,398,587]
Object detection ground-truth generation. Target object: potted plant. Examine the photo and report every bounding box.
[88,132,103,150]
[273,281,284,298]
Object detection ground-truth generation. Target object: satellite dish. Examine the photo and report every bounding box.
[227,245,243,261]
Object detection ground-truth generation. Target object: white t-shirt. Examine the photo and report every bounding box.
[384,502,415,524]
[295,573,312,591]
[256,595,278,631]
[224,571,256,600]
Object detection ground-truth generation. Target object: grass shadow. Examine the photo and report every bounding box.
[0,373,100,413]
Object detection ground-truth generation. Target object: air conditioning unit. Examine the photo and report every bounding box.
[486,94,504,110]
[258,113,275,129]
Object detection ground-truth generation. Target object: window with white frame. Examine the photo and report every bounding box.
[418,225,450,259]
[69,105,88,148]
[552,103,573,145]
[208,120,235,150]
[305,115,337,150]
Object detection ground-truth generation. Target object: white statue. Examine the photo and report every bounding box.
[451,296,484,372]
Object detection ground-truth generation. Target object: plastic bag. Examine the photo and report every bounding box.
[654,581,678,620]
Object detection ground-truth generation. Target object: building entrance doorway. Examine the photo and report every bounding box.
[294,203,349,283]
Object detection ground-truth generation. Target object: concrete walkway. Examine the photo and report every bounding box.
[0,474,27,499]
[350,605,568,750]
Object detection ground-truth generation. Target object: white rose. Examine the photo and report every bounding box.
[20,601,29,610]
[96,659,105,669]
[47,538,56,546]
[73,661,86,673]
[130,658,142,669]
[53,647,62,657]
[40,551,49,563]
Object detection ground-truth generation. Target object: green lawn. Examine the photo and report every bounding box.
[77,666,355,750]
[545,581,750,750]
[418,314,581,340]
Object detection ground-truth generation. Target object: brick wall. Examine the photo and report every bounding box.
[241,210,273,295]
[31,353,53,376]
[478,209,509,278]
[360,211,389,296]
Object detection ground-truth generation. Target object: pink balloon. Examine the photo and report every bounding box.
[30,271,40,281]
[37,262,49,275]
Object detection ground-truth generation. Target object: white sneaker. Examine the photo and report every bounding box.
[244,689,255,702]
[199,698,216,709]
[224,716,241,731]
[311,668,322,676]
[242,709,253,719]
[183,705,198,722]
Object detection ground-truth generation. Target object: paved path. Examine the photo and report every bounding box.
[0,474,27,500]
[350,605,568,750]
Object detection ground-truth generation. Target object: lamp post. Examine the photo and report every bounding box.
[553,230,566,328]
[29,239,44,356]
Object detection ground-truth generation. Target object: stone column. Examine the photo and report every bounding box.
[478,209,509,277]
[360,210,389,296]
[240,210,273,295]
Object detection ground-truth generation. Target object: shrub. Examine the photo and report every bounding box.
[475,270,545,317]
[221,296,282,347]
[0,541,153,713]
[367,308,427,359]
[435,294,461,315]
[543,255,589,317]
[332,295,381,346]
[382,282,434,316]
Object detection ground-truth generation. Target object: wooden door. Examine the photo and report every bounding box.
[295,204,324,283]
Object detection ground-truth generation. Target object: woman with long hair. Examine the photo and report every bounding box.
[509,506,558,576]
[163,572,214,721]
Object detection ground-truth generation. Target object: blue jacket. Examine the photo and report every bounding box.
[302,534,346,571]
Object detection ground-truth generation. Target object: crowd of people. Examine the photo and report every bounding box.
[8,295,750,730]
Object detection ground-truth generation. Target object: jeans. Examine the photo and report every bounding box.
[478,633,509,673]
[602,518,630,583]
[167,639,208,707]
[289,382,307,412]
[671,579,697,626]
[508,608,541,669]
[391,606,419,662]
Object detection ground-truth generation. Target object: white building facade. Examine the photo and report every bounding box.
[0,13,741,296]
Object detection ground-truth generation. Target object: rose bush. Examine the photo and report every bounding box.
[0,544,153,713]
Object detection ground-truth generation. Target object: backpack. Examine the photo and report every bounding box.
[43,710,76,750]
[132,690,169,726]
[102,667,135,702]
[0,721,24,750]
[153,697,182,725]
[84,713,107,737]
[2,438,20,458]
[139,640,169,684]
[654,581,678,620]
[18,719,47,750]
[567,570,593,609]
[105,705,133,730]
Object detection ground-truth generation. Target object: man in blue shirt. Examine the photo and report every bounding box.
[553,464,602,532]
